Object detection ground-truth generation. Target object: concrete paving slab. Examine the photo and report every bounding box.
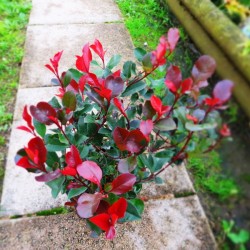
[2,87,194,216]
[141,163,195,198]
[0,196,216,249]
[29,0,122,25]
[1,120,194,216]
[20,23,134,88]
[0,120,67,217]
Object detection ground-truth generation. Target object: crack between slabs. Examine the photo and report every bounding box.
[28,21,123,27]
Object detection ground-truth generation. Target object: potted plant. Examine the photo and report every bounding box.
[15,28,233,240]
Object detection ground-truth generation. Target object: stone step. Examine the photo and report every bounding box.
[20,23,135,88]
[29,0,122,25]
[0,196,216,250]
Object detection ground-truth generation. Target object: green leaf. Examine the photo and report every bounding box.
[79,146,89,158]
[62,91,77,111]
[107,55,121,70]
[46,151,60,170]
[49,97,61,109]
[46,176,65,198]
[33,119,46,138]
[119,198,144,222]
[185,122,217,131]
[122,81,146,97]
[84,114,95,123]
[155,118,176,131]
[228,230,250,244]
[67,186,87,199]
[63,70,72,87]
[155,150,174,159]
[134,47,147,62]
[123,61,136,79]
[98,127,111,135]
[46,139,68,152]
[155,177,163,184]
[142,52,153,72]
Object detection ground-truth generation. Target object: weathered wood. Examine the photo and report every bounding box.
[180,0,250,84]
[166,0,250,118]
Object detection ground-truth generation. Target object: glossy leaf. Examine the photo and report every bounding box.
[76,192,103,218]
[105,75,124,97]
[119,198,144,222]
[62,91,77,111]
[134,47,147,62]
[77,161,102,186]
[68,186,87,199]
[110,173,136,194]
[213,80,233,104]
[122,81,146,97]
[167,28,180,52]
[118,156,137,173]
[185,122,217,131]
[46,175,65,198]
[35,169,61,182]
[30,102,56,125]
[192,55,216,83]
[107,54,121,70]
[154,118,176,131]
[33,119,46,138]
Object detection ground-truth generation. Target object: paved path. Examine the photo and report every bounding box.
[0,0,216,249]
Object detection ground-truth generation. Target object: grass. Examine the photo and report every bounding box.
[115,0,199,78]
[188,151,239,201]
[0,0,31,195]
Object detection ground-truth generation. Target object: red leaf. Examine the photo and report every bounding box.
[139,120,153,141]
[213,80,233,104]
[192,55,216,84]
[16,156,37,170]
[219,124,231,137]
[113,127,129,151]
[51,51,63,68]
[113,69,121,78]
[150,95,170,118]
[77,193,103,218]
[181,78,193,94]
[151,36,168,66]
[45,64,55,74]
[79,75,87,93]
[30,102,56,125]
[113,127,147,153]
[77,161,102,186]
[108,197,127,219]
[94,87,112,102]
[113,98,127,118]
[61,166,78,176]
[150,95,162,115]
[76,44,92,73]
[90,39,105,62]
[17,125,33,134]
[105,75,124,98]
[204,97,221,107]
[143,100,156,119]
[110,173,136,195]
[65,145,82,168]
[27,137,47,165]
[89,213,110,231]
[106,226,116,240]
[165,65,182,90]
[35,169,61,182]
[66,80,79,94]
[23,105,34,131]
[167,28,180,52]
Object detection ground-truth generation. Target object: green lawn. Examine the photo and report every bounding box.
[0,0,31,192]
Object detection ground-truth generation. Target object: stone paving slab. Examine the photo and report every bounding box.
[20,23,134,88]
[29,0,122,25]
[0,196,216,250]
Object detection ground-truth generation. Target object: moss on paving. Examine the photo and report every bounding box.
[0,0,31,197]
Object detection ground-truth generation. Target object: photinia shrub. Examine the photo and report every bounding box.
[15,28,233,240]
